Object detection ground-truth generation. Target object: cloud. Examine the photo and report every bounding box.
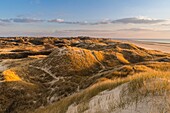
[53,29,116,38]
[53,29,170,38]
[69,16,166,25]
[48,18,112,25]
[54,29,114,33]
[0,18,44,23]
[62,21,89,25]
[0,19,11,23]
[117,28,170,32]
[48,19,64,23]
[90,19,111,25]
[117,28,155,32]
[0,16,167,25]
[48,16,166,25]
[0,19,11,26]
[160,23,170,26]
[48,19,89,25]
[11,18,44,23]
[112,16,166,24]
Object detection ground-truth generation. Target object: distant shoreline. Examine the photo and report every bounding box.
[0,36,170,53]
[127,40,170,53]
[134,39,170,44]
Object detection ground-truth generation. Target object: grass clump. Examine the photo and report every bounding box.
[2,69,22,81]
[116,52,129,64]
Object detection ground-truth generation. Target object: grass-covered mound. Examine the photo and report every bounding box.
[33,71,170,113]
[0,37,170,113]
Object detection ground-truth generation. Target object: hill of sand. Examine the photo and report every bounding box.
[0,37,170,113]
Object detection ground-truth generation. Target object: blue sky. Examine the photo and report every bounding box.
[0,0,170,38]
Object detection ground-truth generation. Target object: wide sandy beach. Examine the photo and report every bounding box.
[127,40,170,53]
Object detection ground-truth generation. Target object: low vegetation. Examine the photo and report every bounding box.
[116,52,130,64]
[33,70,170,113]
[0,37,170,113]
[2,69,22,81]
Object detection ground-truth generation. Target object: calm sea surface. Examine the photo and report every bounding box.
[136,39,170,44]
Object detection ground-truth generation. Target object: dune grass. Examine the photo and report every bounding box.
[116,52,130,64]
[33,70,170,113]
[2,69,22,81]
[107,71,170,112]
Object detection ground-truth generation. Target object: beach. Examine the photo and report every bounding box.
[128,40,170,53]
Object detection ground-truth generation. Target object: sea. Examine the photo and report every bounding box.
[136,39,170,44]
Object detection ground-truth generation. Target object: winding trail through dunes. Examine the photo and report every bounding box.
[1,37,170,113]
[0,60,8,81]
[29,65,67,85]
[29,65,58,79]
[0,60,7,72]
[0,65,6,72]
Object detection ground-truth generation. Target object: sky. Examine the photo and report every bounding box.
[0,0,170,38]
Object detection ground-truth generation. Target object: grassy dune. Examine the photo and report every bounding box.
[33,70,170,113]
[0,37,170,113]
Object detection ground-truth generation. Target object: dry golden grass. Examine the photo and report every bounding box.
[145,62,170,71]
[33,70,170,113]
[2,69,22,81]
[1,37,170,113]
[133,65,153,72]
[28,55,47,59]
[116,52,129,64]
[20,45,45,52]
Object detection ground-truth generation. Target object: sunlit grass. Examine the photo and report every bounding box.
[33,70,170,113]
[116,52,130,64]
[2,69,22,81]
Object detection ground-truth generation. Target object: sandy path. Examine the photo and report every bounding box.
[0,61,7,72]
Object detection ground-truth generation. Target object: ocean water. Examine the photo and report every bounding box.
[136,39,170,44]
